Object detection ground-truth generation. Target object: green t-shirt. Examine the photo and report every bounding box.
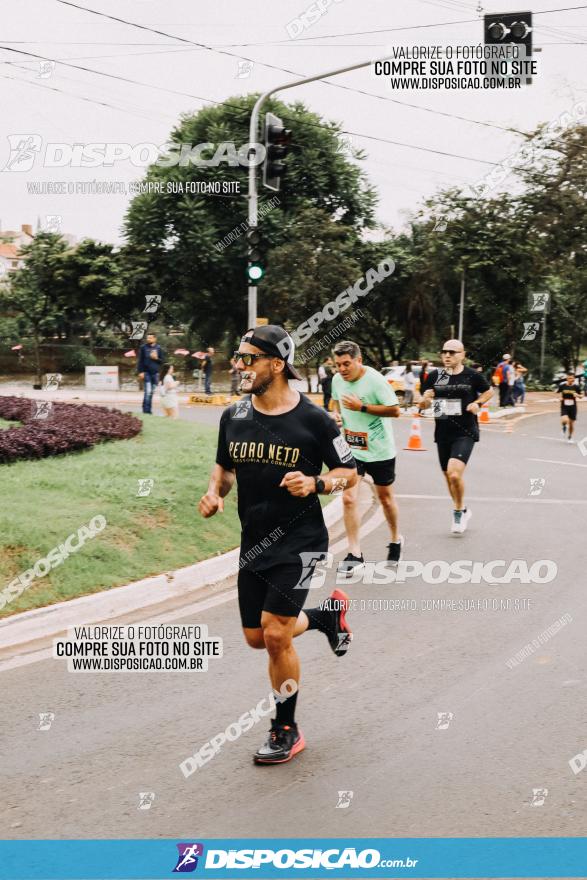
[332,365,399,462]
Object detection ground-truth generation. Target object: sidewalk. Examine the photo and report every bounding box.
[0,483,375,665]
[1,382,543,414]
[0,383,325,407]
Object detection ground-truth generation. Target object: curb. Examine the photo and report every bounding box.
[0,388,326,408]
[418,406,525,421]
[489,406,526,419]
[0,496,347,656]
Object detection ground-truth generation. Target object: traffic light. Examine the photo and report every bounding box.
[484,11,532,56]
[262,112,292,192]
[246,227,264,285]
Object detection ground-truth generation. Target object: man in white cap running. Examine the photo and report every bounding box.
[419,339,493,534]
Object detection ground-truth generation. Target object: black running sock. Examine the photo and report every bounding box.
[275,690,298,727]
[305,606,331,633]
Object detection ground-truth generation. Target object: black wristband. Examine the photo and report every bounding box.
[361,404,368,413]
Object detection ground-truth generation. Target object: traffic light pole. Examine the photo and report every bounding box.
[458,269,466,340]
[247,54,393,327]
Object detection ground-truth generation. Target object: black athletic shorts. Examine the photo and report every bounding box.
[436,436,476,472]
[561,405,577,421]
[237,561,311,629]
[356,457,396,486]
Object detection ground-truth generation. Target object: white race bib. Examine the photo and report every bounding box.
[433,399,462,417]
[333,434,354,463]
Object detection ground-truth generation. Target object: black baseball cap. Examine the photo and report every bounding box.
[241,325,302,380]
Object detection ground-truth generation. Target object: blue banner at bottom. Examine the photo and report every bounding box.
[0,838,586,879]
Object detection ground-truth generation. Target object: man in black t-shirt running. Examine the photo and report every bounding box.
[559,374,583,442]
[199,325,357,765]
[419,339,493,534]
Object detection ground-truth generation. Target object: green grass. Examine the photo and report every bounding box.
[0,415,242,617]
[0,418,14,429]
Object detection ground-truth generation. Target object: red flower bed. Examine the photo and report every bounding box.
[0,396,142,464]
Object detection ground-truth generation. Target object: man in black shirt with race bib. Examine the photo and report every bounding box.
[419,339,493,534]
[199,325,357,765]
[559,373,583,442]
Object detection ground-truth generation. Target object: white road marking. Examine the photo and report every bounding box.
[330,508,385,555]
[528,458,587,469]
[396,494,587,503]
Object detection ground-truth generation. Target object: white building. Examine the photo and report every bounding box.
[0,222,77,281]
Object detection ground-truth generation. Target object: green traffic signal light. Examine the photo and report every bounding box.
[247,263,264,283]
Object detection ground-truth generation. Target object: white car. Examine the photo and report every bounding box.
[381,365,423,401]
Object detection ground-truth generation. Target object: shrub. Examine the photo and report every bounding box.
[59,347,98,372]
[0,396,142,463]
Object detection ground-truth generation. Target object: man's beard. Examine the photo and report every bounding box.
[239,370,275,396]
[251,373,275,396]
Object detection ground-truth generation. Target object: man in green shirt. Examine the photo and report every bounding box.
[331,340,403,574]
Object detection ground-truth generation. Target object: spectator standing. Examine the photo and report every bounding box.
[229,356,241,396]
[507,356,516,404]
[494,353,514,407]
[200,347,215,395]
[318,356,334,410]
[158,363,179,418]
[137,332,164,414]
[403,362,416,410]
[420,360,430,386]
[512,363,527,405]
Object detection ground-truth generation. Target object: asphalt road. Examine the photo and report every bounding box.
[2,405,587,849]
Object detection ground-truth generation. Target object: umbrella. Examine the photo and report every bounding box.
[174,348,190,356]
[123,350,136,358]
[192,351,206,358]
[11,344,23,351]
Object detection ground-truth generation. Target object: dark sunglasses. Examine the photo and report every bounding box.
[233,351,274,366]
[440,349,463,355]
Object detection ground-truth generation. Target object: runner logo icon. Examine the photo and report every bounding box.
[173,843,204,872]
[336,633,353,651]
[295,551,333,589]
[233,399,252,419]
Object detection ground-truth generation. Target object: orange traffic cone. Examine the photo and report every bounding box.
[479,403,490,424]
[404,415,427,451]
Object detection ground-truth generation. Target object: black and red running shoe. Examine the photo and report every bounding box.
[324,588,353,657]
[253,721,306,764]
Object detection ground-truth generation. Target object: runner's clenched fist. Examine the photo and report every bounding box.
[198,492,224,517]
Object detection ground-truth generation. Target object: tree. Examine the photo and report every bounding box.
[53,239,129,342]
[0,234,69,385]
[517,123,587,371]
[412,122,587,374]
[122,94,377,344]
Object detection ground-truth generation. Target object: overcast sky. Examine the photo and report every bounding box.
[0,0,585,244]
